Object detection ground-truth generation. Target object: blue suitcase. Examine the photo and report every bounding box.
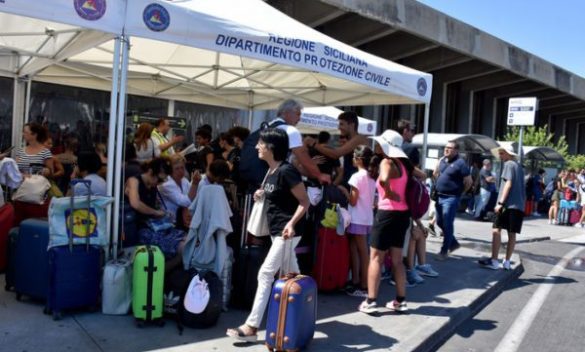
[265,274,317,351]
[46,180,102,320]
[11,220,50,301]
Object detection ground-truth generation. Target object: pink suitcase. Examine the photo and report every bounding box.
[569,209,581,225]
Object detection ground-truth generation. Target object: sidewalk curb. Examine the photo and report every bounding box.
[413,258,525,352]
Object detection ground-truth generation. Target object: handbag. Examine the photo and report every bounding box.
[146,190,174,232]
[247,171,270,237]
[12,174,51,204]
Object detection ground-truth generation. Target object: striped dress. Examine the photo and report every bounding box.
[15,147,52,174]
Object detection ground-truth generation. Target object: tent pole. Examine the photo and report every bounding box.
[24,77,32,123]
[112,36,129,261]
[422,103,430,171]
[105,36,121,261]
[11,77,25,153]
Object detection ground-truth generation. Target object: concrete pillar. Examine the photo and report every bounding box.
[429,82,446,132]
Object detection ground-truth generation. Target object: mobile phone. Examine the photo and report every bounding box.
[1,146,14,154]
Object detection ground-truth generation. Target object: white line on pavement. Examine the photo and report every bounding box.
[494,246,585,352]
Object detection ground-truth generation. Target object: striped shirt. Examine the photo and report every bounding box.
[15,147,52,174]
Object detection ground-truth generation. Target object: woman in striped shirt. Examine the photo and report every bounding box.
[15,122,53,177]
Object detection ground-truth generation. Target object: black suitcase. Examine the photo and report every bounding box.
[231,194,270,309]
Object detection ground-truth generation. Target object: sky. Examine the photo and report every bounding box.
[417,0,585,79]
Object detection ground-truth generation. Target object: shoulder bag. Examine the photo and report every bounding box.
[246,170,271,237]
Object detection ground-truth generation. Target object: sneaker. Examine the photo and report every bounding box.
[416,264,439,277]
[386,300,408,313]
[358,300,378,314]
[436,251,449,261]
[552,220,558,225]
[548,219,552,224]
[573,223,584,228]
[407,269,425,285]
[449,242,461,253]
[502,260,512,270]
[478,258,500,270]
[346,286,368,298]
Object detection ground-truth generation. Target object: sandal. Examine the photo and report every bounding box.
[226,325,258,342]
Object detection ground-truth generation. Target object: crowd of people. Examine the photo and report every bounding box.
[2,98,565,345]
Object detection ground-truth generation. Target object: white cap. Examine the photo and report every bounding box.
[491,144,519,159]
[369,129,407,159]
[183,274,210,314]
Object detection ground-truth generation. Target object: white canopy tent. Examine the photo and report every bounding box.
[297,106,377,136]
[1,0,433,243]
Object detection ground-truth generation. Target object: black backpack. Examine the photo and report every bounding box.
[239,120,286,189]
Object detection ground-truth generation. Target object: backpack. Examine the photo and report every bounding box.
[543,179,555,199]
[406,175,431,220]
[239,120,287,189]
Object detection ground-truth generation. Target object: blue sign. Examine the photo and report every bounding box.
[143,3,170,32]
[74,0,107,21]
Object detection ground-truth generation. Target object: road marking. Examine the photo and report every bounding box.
[494,246,585,352]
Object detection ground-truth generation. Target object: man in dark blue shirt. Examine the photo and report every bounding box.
[433,141,472,259]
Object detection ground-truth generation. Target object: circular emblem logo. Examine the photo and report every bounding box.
[367,123,373,132]
[66,209,98,238]
[417,78,428,97]
[74,0,107,21]
[143,3,171,32]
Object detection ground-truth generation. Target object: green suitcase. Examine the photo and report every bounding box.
[132,245,165,326]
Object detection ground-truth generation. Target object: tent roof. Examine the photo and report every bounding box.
[297,106,377,136]
[498,141,565,162]
[0,0,432,110]
[412,133,500,154]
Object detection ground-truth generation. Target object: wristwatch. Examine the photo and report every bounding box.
[497,201,505,206]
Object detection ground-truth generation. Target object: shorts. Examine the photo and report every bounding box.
[369,210,411,251]
[492,208,524,234]
[346,223,371,235]
[551,190,561,203]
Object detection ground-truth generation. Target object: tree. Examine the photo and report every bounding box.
[503,125,568,158]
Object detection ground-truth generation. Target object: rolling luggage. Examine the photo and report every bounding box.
[46,180,102,320]
[0,203,15,271]
[312,226,349,291]
[265,273,317,351]
[11,220,50,301]
[569,209,581,225]
[132,245,165,326]
[4,227,19,291]
[231,193,271,309]
[558,207,570,225]
[12,200,50,226]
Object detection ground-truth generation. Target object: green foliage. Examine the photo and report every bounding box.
[503,124,570,160]
[566,154,585,171]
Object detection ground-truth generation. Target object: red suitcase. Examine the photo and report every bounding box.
[312,227,349,291]
[0,203,16,271]
[569,209,581,225]
[12,200,50,226]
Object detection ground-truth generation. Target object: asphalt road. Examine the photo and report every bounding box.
[435,234,585,352]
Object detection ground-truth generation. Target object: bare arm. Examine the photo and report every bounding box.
[282,182,310,239]
[348,186,359,207]
[313,135,368,159]
[291,146,330,184]
[463,175,473,193]
[126,177,165,217]
[495,179,513,213]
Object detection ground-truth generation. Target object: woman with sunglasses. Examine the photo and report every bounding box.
[125,157,172,228]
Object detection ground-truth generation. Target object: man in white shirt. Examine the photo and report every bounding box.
[270,99,330,185]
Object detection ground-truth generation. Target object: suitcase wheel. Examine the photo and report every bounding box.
[15,293,22,301]
[43,307,50,315]
[52,310,62,321]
